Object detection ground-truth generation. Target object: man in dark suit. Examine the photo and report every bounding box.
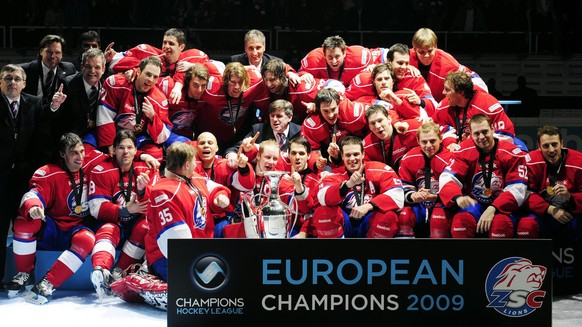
[229,29,281,72]
[225,99,301,168]
[52,48,105,153]
[0,64,44,287]
[19,34,77,164]
[20,34,77,103]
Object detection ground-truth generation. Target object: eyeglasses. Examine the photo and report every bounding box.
[2,76,24,82]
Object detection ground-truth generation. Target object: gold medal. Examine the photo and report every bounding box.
[74,205,83,214]
[483,188,492,196]
[87,119,95,128]
[134,124,143,132]
[547,186,554,195]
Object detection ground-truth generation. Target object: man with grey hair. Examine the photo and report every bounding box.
[52,48,107,152]
[230,29,281,71]
[0,64,44,287]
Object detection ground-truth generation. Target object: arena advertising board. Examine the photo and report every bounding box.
[168,239,552,326]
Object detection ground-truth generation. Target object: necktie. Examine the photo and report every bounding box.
[10,101,18,118]
[278,133,286,148]
[89,86,98,110]
[44,70,54,95]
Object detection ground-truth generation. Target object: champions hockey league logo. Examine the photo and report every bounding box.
[191,255,229,292]
[485,257,547,317]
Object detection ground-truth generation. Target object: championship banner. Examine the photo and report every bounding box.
[169,239,552,326]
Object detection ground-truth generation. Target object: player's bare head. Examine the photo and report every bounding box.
[340,135,364,154]
[269,99,293,116]
[197,132,217,144]
[445,71,474,99]
[244,29,266,46]
[371,63,395,96]
[1,64,26,81]
[387,43,409,62]
[258,139,280,156]
[537,125,562,144]
[417,121,442,141]
[166,142,197,172]
[372,63,395,80]
[469,114,492,130]
[290,136,311,153]
[164,28,186,45]
[365,104,389,123]
[81,48,105,67]
[139,56,163,72]
[412,28,437,48]
[262,59,288,87]
[314,88,340,112]
[184,64,210,86]
[222,62,250,92]
[113,129,137,148]
[322,35,346,53]
[58,132,83,156]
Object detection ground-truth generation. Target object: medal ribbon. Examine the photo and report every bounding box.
[455,105,469,140]
[254,176,267,206]
[133,87,145,131]
[423,153,432,190]
[548,150,566,188]
[118,163,134,202]
[352,168,365,206]
[380,132,395,165]
[175,172,205,217]
[478,139,498,191]
[64,166,84,213]
[225,91,243,132]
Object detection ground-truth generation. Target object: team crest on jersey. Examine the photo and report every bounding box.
[344,192,372,209]
[116,113,139,131]
[193,196,207,230]
[471,171,503,203]
[219,106,248,126]
[162,99,168,107]
[67,185,89,216]
[485,257,547,317]
[171,111,195,130]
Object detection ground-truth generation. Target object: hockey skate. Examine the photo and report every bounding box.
[91,266,113,300]
[6,271,35,298]
[24,276,54,305]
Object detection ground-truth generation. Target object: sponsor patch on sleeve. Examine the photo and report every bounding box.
[154,194,169,204]
[34,169,47,176]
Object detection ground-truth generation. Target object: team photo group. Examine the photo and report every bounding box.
[0,26,579,310]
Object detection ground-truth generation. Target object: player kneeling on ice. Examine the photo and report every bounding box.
[110,142,230,310]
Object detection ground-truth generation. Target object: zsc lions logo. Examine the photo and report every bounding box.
[485,257,547,317]
[191,255,229,292]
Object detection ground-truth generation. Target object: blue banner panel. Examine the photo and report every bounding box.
[169,239,552,327]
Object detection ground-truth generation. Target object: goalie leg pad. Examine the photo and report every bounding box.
[110,277,144,303]
[121,271,168,310]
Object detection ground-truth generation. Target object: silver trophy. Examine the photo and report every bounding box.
[242,171,292,238]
